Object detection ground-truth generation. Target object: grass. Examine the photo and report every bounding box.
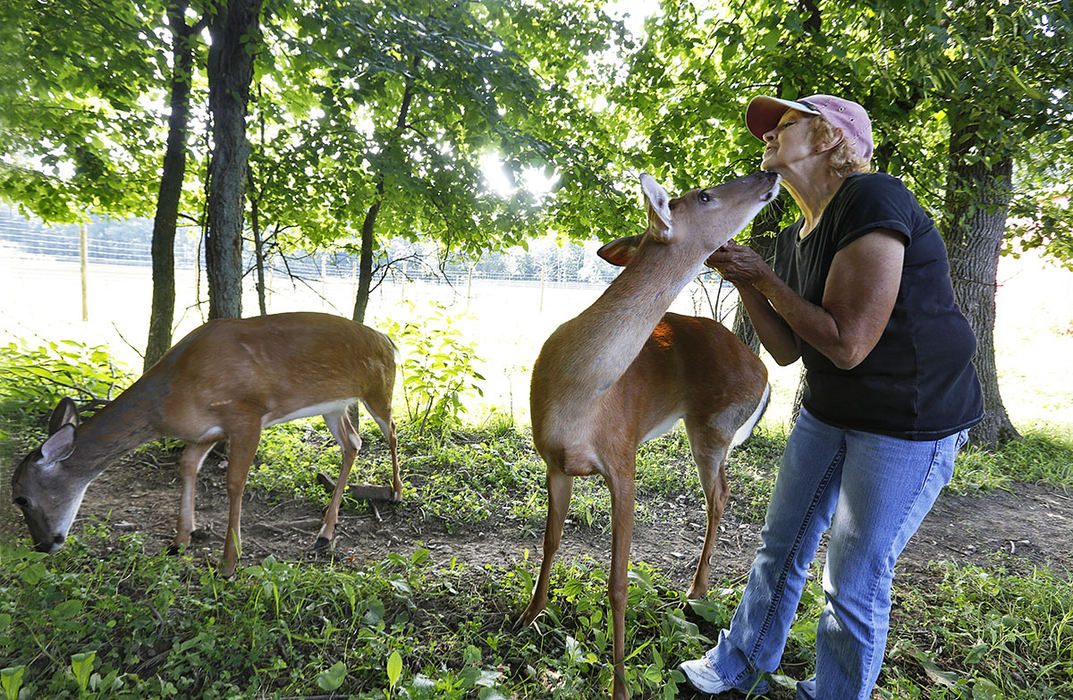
[245,416,788,539]
[2,525,1071,699]
[0,529,711,699]
[948,422,1073,495]
[3,337,1073,699]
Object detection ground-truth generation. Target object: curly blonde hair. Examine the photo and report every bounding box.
[810,116,871,177]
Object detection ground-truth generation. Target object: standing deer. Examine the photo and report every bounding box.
[519,171,779,699]
[10,312,400,576]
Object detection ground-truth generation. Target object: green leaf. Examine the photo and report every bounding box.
[386,650,403,689]
[70,650,96,693]
[362,597,385,625]
[19,562,47,586]
[911,647,961,688]
[1,666,25,700]
[972,678,1003,700]
[964,644,988,665]
[316,661,347,691]
[53,599,83,619]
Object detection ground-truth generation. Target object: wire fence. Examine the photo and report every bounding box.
[0,207,627,290]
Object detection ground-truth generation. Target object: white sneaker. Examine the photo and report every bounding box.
[677,656,770,696]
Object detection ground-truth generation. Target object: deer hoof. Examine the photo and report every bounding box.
[313,536,332,551]
[516,605,542,630]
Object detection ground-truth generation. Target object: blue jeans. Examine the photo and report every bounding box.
[705,407,968,699]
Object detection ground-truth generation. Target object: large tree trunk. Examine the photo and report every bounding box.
[144,0,200,371]
[943,116,1019,448]
[732,193,785,353]
[205,0,262,320]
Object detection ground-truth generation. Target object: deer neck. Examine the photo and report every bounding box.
[592,242,700,322]
[552,240,703,399]
[67,379,164,480]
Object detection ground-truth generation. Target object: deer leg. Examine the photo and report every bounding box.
[363,397,401,503]
[220,428,261,577]
[685,420,732,599]
[607,471,637,700]
[519,467,573,626]
[170,441,216,554]
[317,409,361,549]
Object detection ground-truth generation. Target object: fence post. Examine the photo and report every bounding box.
[80,222,89,322]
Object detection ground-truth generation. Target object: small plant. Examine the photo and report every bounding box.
[386,650,402,697]
[950,424,1073,494]
[1,666,24,700]
[383,303,486,434]
[0,338,134,430]
[317,661,347,693]
[70,650,96,696]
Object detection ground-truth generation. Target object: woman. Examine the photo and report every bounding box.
[677,94,983,698]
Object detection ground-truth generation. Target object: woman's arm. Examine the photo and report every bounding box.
[709,230,904,370]
[733,281,802,366]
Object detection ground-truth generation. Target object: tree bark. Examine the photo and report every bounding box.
[943,114,1019,448]
[144,0,200,371]
[732,193,785,353]
[248,167,267,316]
[205,0,262,320]
[351,57,417,323]
[352,188,381,324]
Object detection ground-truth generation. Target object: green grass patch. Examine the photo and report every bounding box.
[950,423,1073,495]
[247,418,788,536]
[3,527,1069,699]
[0,525,712,699]
[883,561,1073,698]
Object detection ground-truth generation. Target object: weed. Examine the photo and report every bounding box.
[950,423,1073,494]
[884,561,1073,697]
[0,338,135,433]
[383,304,486,435]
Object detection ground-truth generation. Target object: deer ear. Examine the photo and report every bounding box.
[597,234,643,267]
[40,424,76,465]
[640,173,673,237]
[48,397,80,434]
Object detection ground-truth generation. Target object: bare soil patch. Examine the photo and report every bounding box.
[32,449,1072,588]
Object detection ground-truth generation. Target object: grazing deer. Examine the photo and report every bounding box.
[519,172,779,699]
[10,312,400,576]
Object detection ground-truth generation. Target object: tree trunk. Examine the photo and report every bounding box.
[205,0,262,320]
[144,0,200,371]
[732,193,785,353]
[247,167,267,315]
[352,192,381,324]
[351,59,417,323]
[943,115,1019,448]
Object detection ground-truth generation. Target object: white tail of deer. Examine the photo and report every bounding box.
[10,312,400,576]
[520,171,779,699]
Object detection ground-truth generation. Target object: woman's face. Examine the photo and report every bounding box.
[760,109,815,173]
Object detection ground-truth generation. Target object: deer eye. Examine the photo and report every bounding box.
[699,191,710,203]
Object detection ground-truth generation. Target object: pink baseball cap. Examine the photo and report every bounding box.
[746,94,873,161]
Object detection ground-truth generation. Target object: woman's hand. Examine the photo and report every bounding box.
[704,241,770,286]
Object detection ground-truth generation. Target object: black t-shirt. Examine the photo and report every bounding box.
[772,173,984,439]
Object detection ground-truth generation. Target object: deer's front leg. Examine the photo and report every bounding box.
[170,441,216,554]
[607,471,636,700]
[520,467,573,626]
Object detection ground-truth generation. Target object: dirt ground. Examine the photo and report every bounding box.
[10,446,1068,589]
